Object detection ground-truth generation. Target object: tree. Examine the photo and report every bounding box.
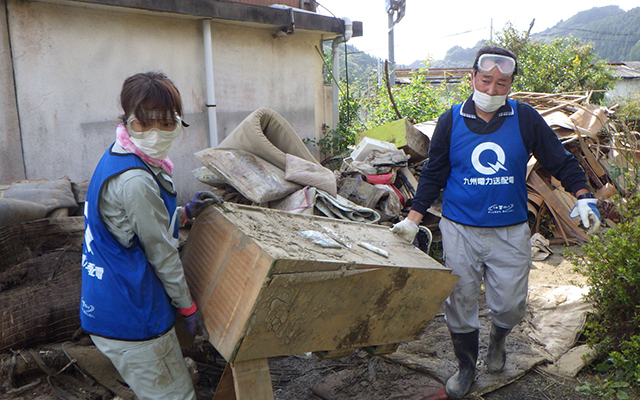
[493,24,616,100]
[360,62,468,129]
[319,24,618,160]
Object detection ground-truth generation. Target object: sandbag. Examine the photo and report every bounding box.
[0,217,84,351]
[2,178,78,214]
[217,108,319,170]
[0,198,48,227]
[195,148,301,204]
[191,166,228,188]
[285,154,337,197]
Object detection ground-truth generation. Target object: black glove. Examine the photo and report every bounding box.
[180,307,209,339]
[184,191,223,219]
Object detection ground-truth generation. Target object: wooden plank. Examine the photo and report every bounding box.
[527,171,588,244]
[212,364,236,400]
[314,349,354,359]
[365,343,400,356]
[576,129,607,178]
[398,167,418,198]
[231,359,274,400]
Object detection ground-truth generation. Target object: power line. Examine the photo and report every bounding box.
[442,27,488,38]
[543,26,639,37]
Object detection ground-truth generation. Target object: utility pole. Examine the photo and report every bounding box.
[386,0,406,87]
[490,18,493,42]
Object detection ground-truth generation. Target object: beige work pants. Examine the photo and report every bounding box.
[91,327,196,400]
[440,218,532,333]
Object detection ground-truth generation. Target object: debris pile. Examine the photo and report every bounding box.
[0,92,638,398]
[192,95,634,251]
[512,91,629,246]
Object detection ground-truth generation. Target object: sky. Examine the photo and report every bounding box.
[315,1,640,65]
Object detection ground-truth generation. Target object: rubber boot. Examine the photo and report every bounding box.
[486,323,511,373]
[445,330,479,399]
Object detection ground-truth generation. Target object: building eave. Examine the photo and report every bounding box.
[28,0,363,38]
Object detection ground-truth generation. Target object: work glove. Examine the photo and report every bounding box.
[179,303,209,339]
[570,194,601,234]
[390,218,419,243]
[184,191,223,219]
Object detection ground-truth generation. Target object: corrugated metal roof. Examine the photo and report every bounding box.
[608,62,640,79]
[395,67,472,85]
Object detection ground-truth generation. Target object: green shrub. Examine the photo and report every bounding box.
[360,64,466,128]
[304,123,355,160]
[572,186,640,396]
[576,197,640,344]
[492,23,616,100]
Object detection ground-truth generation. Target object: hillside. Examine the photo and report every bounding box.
[322,42,379,84]
[533,6,640,62]
[343,5,640,75]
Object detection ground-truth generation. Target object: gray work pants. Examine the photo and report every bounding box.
[91,327,196,400]
[440,218,532,333]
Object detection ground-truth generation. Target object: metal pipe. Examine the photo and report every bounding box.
[202,19,218,147]
[388,12,395,87]
[331,18,352,129]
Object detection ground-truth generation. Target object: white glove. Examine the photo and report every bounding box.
[570,197,601,233]
[390,218,419,243]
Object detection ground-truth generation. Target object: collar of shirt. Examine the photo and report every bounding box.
[459,95,515,134]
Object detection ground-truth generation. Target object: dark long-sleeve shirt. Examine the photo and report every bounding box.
[411,96,588,216]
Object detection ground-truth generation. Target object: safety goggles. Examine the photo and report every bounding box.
[477,54,516,76]
[127,112,184,139]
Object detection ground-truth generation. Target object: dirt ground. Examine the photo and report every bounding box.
[265,243,604,400]
[0,244,611,400]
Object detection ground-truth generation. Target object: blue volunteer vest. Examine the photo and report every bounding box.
[442,99,529,227]
[80,144,178,340]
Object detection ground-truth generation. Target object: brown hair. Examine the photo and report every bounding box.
[119,72,183,124]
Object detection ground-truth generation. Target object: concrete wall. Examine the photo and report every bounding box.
[0,1,24,182]
[1,0,328,203]
[606,78,640,103]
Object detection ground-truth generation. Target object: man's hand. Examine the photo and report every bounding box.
[185,191,223,219]
[570,196,601,233]
[391,218,419,243]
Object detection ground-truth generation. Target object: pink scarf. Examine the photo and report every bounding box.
[115,124,174,174]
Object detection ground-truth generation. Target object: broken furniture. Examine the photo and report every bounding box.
[180,203,458,400]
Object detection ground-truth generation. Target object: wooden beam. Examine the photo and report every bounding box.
[212,359,274,400]
[314,349,354,359]
[231,359,274,400]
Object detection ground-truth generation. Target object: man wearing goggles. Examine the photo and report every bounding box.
[476,53,517,76]
[391,46,600,399]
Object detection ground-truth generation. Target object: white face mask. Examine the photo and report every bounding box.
[126,115,183,160]
[472,89,507,113]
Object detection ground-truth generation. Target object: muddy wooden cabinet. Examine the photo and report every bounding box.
[180,203,458,400]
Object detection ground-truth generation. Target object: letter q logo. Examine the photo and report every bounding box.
[471,142,508,175]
